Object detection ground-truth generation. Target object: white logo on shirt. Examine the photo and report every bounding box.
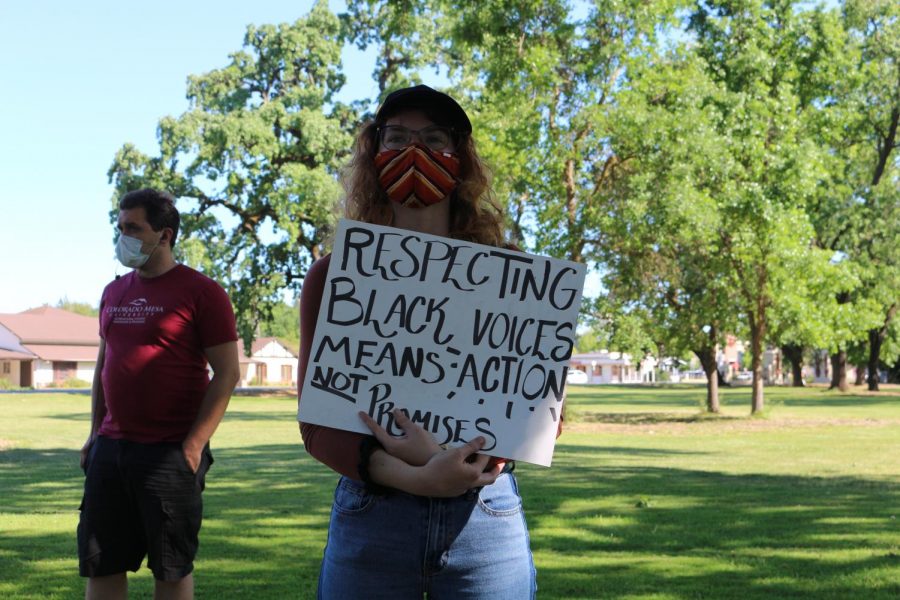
[106,298,165,325]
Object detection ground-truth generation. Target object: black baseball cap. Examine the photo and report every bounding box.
[375,84,472,133]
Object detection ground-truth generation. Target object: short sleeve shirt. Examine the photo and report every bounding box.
[98,265,237,443]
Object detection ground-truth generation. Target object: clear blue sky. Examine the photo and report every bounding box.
[0,0,378,313]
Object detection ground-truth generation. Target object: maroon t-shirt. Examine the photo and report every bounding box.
[98,265,237,443]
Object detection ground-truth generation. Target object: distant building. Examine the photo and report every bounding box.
[0,307,300,390]
[0,306,99,387]
[237,337,298,387]
[569,351,657,384]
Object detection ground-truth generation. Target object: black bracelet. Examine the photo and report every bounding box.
[358,437,389,495]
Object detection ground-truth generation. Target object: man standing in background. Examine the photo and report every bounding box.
[78,188,240,599]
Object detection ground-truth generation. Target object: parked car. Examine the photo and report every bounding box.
[566,369,590,384]
[683,369,708,380]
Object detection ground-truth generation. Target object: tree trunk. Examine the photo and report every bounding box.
[829,350,849,392]
[774,348,782,384]
[854,362,866,386]
[749,313,765,414]
[695,347,720,413]
[781,343,805,387]
[867,330,882,391]
[868,304,898,392]
[827,291,850,391]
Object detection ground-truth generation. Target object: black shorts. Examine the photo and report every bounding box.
[77,436,213,581]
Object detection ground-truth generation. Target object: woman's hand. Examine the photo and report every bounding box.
[359,408,441,466]
[367,436,503,498]
[414,438,503,497]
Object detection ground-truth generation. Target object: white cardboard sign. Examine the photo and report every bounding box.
[298,219,586,466]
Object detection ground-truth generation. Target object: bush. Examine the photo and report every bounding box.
[0,377,20,390]
[46,378,90,389]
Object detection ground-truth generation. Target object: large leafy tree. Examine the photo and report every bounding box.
[344,0,444,94]
[835,0,900,391]
[597,50,742,412]
[259,301,301,351]
[682,0,850,412]
[791,1,899,391]
[106,0,895,385]
[595,0,851,412]
[346,0,859,414]
[107,1,353,347]
[441,0,685,264]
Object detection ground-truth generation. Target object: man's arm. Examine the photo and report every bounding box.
[182,340,240,472]
[81,339,107,469]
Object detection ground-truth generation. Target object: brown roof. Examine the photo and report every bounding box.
[0,348,34,360]
[0,306,98,345]
[22,344,98,361]
[236,345,258,364]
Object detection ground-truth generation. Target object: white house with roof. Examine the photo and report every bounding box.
[568,350,658,384]
[0,306,100,387]
[237,336,298,387]
[0,308,301,389]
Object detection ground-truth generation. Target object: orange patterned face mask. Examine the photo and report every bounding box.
[375,145,461,208]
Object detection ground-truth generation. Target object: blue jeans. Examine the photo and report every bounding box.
[318,472,536,599]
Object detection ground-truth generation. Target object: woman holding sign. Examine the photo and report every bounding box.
[298,85,540,599]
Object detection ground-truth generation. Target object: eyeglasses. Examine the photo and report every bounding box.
[378,125,457,152]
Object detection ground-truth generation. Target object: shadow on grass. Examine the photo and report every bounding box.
[520,442,900,599]
[2,441,898,599]
[565,389,762,412]
[43,413,91,422]
[566,389,712,408]
[564,445,709,457]
[0,443,338,599]
[578,412,745,426]
[220,409,300,422]
[781,394,900,408]
[0,448,84,512]
[44,408,299,424]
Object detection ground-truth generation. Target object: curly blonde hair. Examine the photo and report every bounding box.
[341,117,506,248]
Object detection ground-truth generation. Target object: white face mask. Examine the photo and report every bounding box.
[115,234,158,268]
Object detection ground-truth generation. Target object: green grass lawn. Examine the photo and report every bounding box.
[1,385,898,599]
